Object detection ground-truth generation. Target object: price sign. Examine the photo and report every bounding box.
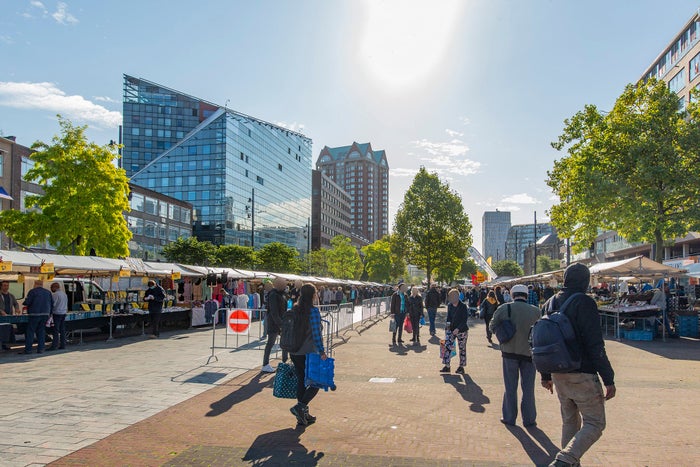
[40,262,54,273]
[0,261,13,272]
[171,272,181,280]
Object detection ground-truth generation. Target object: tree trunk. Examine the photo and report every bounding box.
[654,229,663,263]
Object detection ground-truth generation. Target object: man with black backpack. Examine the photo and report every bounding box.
[261,276,289,373]
[539,263,616,467]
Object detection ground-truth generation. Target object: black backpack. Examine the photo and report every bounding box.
[530,292,584,373]
[280,305,308,353]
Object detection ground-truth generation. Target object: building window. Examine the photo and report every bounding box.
[669,69,686,94]
[256,176,264,185]
[278,163,283,171]
[690,53,700,81]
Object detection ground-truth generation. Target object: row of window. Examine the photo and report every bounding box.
[130,193,191,223]
[127,216,191,241]
[647,21,700,81]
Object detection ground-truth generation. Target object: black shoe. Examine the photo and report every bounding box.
[1,345,10,351]
[305,412,317,425]
[290,403,308,426]
[392,340,396,345]
[58,346,65,350]
[415,340,420,345]
[46,347,57,351]
[398,339,404,343]
[500,418,515,426]
[18,351,32,355]
[36,350,44,354]
[455,366,465,374]
[440,366,451,373]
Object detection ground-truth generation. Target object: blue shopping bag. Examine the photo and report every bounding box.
[305,353,336,391]
[273,362,298,399]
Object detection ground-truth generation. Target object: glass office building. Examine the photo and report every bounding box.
[122,75,312,250]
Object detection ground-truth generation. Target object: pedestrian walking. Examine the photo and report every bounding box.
[540,263,616,467]
[262,276,289,373]
[440,288,469,374]
[407,286,424,346]
[289,283,328,426]
[480,290,499,344]
[144,279,166,338]
[424,283,441,336]
[390,283,408,345]
[489,284,541,427]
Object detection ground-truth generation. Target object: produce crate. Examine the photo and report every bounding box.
[676,315,699,337]
[624,330,653,341]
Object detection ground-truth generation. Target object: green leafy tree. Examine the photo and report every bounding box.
[308,248,329,276]
[386,234,407,281]
[162,237,216,265]
[326,235,363,279]
[536,255,560,273]
[215,244,255,269]
[362,237,392,283]
[434,255,463,283]
[0,116,131,257]
[459,258,478,278]
[492,259,524,277]
[394,168,472,284]
[548,78,700,262]
[255,242,300,273]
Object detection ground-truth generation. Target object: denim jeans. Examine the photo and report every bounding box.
[501,356,537,425]
[552,372,607,465]
[51,314,67,349]
[25,314,47,352]
[426,307,437,335]
[392,312,406,342]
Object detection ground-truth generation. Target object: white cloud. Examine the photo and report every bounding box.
[501,193,539,204]
[52,2,78,24]
[390,168,420,178]
[93,95,119,104]
[411,137,480,176]
[30,0,46,10]
[0,81,122,128]
[445,128,463,138]
[274,121,306,133]
[459,116,471,126]
[0,35,13,45]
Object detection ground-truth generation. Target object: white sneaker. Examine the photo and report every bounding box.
[261,364,275,373]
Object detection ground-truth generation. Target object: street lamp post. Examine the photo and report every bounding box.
[248,188,255,249]
[533,211,537,274]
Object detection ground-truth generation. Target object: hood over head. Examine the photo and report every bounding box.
[563,263,590,292]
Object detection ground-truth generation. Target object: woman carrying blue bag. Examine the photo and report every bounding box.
[289,283,327,426]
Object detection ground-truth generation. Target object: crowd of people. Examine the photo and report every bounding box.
[384,264,616,467]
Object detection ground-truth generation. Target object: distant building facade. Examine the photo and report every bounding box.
[505,222,555,268]
[127,183,193,260]
[316,142,389,244]
[122,75,312,252]
[482,211,511,263]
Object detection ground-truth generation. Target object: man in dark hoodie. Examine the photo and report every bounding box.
[540,263,616,467]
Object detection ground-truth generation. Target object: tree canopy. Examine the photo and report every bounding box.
[536,255,560,273]
[548,79,700,262]
[326,235,363,280]
[0,116,131,257]
[393,168,472,284]
[492,259,523,277]
[362,237,392,283]
[255,242,300,273]
[215,244,254,269]
[162,236,216,265]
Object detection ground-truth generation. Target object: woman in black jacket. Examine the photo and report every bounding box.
[407,287,424,346]
[441,288,470,374]
[480,290,499,344]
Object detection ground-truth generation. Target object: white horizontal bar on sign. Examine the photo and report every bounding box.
[368,377,396,383]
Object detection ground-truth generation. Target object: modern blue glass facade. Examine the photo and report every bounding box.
[122,75,312,250]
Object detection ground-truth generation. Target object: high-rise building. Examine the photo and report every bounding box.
[316,142,389,244]
[482,211,511,263]
[312,169,355,250]
[640,12,700,113]
[122,75,313,251]
[505,222,554,267]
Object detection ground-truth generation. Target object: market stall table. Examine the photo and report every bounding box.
[599,304,660,339]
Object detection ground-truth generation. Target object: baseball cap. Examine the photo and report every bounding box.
[511,284,528,296]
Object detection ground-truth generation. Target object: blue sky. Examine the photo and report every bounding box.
[0,0,697,252]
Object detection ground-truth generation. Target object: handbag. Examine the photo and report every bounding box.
[419,315,426,326]
[273,362,298,399]
[404,315,413,334]
[494,304,516,344]
[389,317,397,333]
[439,339,457,359]
[305,353,336,391]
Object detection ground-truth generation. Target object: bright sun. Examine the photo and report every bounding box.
[358,0,465,90]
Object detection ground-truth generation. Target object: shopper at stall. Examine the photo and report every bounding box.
[262,276,289,373]
[289,283,327,426]
[21,280,53,354]
[47,282,68,351]
[0,281,20,350]
[144,279,166,338]
[480,290,499,344]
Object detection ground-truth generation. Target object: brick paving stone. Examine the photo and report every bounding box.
[44,308,700,467]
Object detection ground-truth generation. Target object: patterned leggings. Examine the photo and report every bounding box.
[442,329,468,367]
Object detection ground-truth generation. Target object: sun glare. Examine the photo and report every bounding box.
[358,0,465,90]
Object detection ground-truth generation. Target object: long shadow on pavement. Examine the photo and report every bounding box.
[242,426,325,466]
[615,336,700,361]
[505,424,559,467]
[206,371,273,417]
[441,374,490,412]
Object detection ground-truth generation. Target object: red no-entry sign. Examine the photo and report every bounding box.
[227,309,250,335]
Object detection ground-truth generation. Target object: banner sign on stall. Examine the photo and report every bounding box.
[171,272,181,280]
[0,261,12,272]
[119,268,131,277]
[226,309,250,335]
[40,262,54,274]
